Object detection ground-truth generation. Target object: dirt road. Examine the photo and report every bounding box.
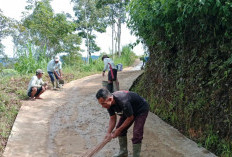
[4,63,216,157]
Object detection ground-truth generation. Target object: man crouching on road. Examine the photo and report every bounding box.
[96,88,149,157]
[27,69,47,100]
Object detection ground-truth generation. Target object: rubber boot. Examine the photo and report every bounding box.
[133,143,141,157]
[107,83,113,93]
[52,81,55,89]
[113,136,128,157]
[56,80,60,88]
[113,81,119,92]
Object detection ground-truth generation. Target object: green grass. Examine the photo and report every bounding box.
[0,84,21,153]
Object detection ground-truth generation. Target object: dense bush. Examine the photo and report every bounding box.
[14,43,47,74]
[114,45,136,66]
[128,0,232,156]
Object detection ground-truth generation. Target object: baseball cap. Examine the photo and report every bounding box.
[36,69,44,74]
[54,56,60,61]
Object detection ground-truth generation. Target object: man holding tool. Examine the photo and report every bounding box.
[102,55,119,93]
[96,88,149,157]
[47,56,63,89]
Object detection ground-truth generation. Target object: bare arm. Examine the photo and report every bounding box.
[107,115,116,133]
[105,115,116,140]
[112,115,134,138]
[54,71,60,79]
[59,69,62,78]
[103,59,108,72]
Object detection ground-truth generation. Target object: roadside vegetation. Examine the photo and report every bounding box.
[128,0,232,156]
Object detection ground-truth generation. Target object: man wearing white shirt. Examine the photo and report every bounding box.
[27,69,47,100]
[102,55,118,93]
[47,56,63,89]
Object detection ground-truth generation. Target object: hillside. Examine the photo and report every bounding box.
[128,0,232,156]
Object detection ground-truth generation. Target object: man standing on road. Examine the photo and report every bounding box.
[27,69,47,100]
[47,56,62,89]
[102,55,119,93]
[96,88,149,157]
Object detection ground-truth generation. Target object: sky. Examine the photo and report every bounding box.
[0,0,144,57]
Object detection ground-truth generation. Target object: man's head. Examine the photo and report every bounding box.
[54,56,60,63]
[36,69,44,78]
[101,55,109,61]
[96,88,114,109]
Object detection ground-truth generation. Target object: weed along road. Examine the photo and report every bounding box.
[3,64,216,157]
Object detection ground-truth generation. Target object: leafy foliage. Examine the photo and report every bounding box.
[72,0,109,61]
[14,43,47,74]
[97,0,130,56]
[0,10,16,56]
[114,45,136,66]
[129,0,232,156]
[14,0,81,57]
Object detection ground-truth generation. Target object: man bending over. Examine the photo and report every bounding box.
[96,88,149,157]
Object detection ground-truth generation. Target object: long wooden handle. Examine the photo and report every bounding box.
[80,139,111,157]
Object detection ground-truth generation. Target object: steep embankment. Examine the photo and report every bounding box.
[128,0,232,156]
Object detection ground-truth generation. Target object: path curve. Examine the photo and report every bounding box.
[4,64,216,157]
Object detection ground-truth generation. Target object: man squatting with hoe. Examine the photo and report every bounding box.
[27,69,47,100]
[96,88,149,157]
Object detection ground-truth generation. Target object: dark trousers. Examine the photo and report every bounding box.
[48,71,59,82]
[27,87,42,97]
[108,69,117,81]
[116,111,149,144]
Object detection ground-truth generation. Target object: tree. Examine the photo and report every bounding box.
[0,10,15,57]
[72,0,109,63]
[14,0,81,58]
[97,0,129,57]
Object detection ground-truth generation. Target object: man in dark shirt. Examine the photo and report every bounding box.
[96,88,149,157]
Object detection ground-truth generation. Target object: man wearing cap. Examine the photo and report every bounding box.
[27,69,47,100]
[47,56,62,89]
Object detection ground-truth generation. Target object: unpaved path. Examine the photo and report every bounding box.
[4,63,216,157]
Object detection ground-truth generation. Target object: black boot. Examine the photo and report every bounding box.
[107,83,113,93]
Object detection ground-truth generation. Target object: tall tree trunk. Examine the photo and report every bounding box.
[112,22,114,58]
[111,6,114,59]
[85,7,90,64]
[86,34,90,64]
[115,27,118,55]
[88,31,92,60]
[118,2,123,57]
[117,18,121,57]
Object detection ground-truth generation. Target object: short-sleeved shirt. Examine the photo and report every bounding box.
[47,60,62,72]
[27,76,44,93]
[107,91,149,117]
